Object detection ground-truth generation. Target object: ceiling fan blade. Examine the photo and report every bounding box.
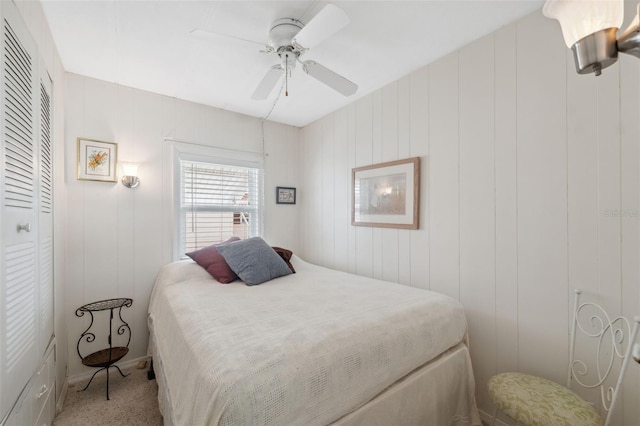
[293,4,349,49]
[251,65,283,100]
[302,60,357,96]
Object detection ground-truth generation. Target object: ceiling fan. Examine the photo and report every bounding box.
[193,4,358,100]
[251,4,358,100]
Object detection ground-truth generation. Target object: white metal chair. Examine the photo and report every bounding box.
[488,289,640,426]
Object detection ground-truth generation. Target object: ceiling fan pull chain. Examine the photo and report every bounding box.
[285,53,289,96]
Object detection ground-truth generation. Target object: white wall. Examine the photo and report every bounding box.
[46,1,640,423]
[63,73,299,377]
[299,8,640,426]
[12,0,67,406]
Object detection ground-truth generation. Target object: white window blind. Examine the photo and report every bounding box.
[180,159,262,254]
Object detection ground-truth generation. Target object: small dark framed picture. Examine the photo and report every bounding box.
[276,187,296,204]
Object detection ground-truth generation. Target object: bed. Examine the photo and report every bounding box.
[147,253,481,426]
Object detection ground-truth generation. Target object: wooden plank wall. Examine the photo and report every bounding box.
[298,9,640,425]
[63,74,300,377]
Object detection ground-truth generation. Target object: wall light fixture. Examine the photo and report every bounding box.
[544,0,640,76]
[120,162,140,188]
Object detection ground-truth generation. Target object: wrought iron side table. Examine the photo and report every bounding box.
[75,298,133,400]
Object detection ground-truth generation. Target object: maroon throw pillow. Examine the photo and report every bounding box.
[186,236,241,283]
[272,246,295,273]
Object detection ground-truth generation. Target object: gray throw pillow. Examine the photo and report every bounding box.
[216,237,293,285]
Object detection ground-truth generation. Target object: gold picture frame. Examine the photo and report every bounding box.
[352,157,420,229]
[77,138,118,182]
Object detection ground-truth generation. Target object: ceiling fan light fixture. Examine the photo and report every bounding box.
[269,18,303,50]
[278,48,298,70]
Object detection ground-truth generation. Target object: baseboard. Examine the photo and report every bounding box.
[478,408,512,426]
[56,379,68,415]
[66,355,151,385]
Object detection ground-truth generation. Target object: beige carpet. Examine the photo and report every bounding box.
[53,366,163,426]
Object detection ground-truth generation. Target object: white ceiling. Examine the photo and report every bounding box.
[41,0,543,127]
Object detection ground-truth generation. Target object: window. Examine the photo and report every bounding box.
[179,159,263,255]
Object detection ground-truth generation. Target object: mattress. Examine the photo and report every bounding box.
[148,256,477,426]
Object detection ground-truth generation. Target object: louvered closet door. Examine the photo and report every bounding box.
[0,3,39,420]
[38,69,53,357]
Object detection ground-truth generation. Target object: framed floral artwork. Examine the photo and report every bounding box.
[77,138,118,182]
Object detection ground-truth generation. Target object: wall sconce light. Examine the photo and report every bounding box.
[544,0,640,76]
[120,162,140,188]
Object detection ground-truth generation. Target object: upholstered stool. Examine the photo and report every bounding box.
[487,372,602,426]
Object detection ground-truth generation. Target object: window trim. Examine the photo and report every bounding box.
[169,141,263,260]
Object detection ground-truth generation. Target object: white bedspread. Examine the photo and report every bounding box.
[148,257,470,426]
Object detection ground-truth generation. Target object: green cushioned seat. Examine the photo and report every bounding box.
[487,372,602,426]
